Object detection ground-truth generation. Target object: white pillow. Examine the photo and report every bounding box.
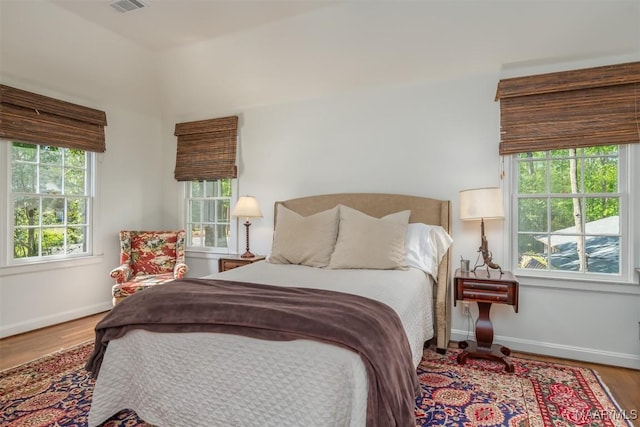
[405,223,453,278]
[267,205,339,267]
[328,205,410,270]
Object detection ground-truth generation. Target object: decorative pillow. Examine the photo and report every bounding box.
[405,223,453,278]
[267,205,340,267]
[328,205,411,270]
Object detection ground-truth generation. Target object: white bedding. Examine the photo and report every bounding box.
[88,262,434,427]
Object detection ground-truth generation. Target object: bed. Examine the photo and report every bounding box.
[87,193,452,427]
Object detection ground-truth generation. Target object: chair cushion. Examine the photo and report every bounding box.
[130,232,179,275]
[112,273,176,299]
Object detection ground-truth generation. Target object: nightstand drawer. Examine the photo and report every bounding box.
[454,269,519,312]
[218,255,265,273]
[462,289,510,303]
[463,281,510,292]
[220,260,247,271]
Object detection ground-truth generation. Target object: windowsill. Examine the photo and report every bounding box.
[186,250,236,259]
[0,254,104,277]
[515,272,640,295]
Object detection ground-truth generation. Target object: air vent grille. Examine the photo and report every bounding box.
[110,0,147,13]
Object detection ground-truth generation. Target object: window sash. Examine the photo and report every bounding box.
[6,142,94,264]
[510,145,631,282]
[185,180,233,251]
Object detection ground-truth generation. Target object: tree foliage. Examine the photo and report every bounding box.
[11,143,88,259]
[516,145,619,273]
[187,179,232,249]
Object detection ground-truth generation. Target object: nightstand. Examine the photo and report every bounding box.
[218,255,266,272]
[454,268,519,372]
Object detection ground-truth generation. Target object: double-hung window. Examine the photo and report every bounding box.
[174,116,239,253]
[513,145,628,279]
[185,179,233,251]
[5,142,94,263]
[496,61,639,283]
[0,84,107,268]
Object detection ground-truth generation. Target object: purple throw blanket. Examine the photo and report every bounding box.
[86,278,420,427]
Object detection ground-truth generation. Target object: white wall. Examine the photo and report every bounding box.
[0,1,168,336]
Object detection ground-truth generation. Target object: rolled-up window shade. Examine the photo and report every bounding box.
[495,61,640,155]
[0,84,107,152]
[174,115,238,181]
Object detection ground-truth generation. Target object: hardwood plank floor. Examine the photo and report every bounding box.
[1,313,638,424]
[0,311,107,371]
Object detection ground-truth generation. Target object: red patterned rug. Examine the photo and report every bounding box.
[417,348,635,427]
[0,342,634,426]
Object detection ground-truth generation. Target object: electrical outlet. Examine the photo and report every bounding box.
[462,301,470,316]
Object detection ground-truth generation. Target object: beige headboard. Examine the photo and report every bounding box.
[274,193,452,353]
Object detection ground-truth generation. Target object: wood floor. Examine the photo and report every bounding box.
[0,312,107,371]
[1,312,639,423]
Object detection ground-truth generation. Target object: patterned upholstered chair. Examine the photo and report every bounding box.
[110,230,188,305]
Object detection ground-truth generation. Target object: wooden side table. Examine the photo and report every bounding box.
[218,255,266,272]
[454,268,519,372]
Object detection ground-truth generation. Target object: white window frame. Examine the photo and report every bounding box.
[180,179,238,254]
[0,140,100,273]
[506,144,637,285]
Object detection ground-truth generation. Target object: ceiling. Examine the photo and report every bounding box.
[11,0,637,116]
[50,0,338,51]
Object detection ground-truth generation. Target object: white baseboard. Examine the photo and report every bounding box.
[0,302,112,339]
[451,329,640,370]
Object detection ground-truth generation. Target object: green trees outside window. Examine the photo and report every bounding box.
[186,179,232,250]
[516,145,621,274]
[11,142,90,259]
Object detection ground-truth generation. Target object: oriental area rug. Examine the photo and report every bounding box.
[0,342,634,427]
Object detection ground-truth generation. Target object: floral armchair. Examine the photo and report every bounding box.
[110,230,188,305]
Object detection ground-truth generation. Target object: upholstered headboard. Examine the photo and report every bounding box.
[274,193,452,353]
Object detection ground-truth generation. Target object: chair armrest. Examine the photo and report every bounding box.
[110,264,132,284]
[174,262,189,279]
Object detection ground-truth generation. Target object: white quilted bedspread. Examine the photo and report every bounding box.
[89,262,433,427]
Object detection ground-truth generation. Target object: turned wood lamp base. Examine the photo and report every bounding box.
[240,220,255,258]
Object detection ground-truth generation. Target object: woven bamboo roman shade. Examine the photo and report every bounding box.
[495,61,640,155]
[0,85,107,152]
[174,115,238,181]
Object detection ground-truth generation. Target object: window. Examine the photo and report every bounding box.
[496,61,638,283]
[185,179,233,251]
[174,115,239,253]
[513,144,627,278]
[1,84,106,268]
[5,141,94,263]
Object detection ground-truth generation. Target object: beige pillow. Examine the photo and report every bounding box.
[328,205,410,270]
[267,205,340,267]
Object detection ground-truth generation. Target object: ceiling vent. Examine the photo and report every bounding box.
[110,0,147,13]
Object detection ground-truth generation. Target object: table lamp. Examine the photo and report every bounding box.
[231,196,263,258]
[459,187,504,275]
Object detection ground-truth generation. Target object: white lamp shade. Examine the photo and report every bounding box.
[231,196,263,218]
[459,187,504,221]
